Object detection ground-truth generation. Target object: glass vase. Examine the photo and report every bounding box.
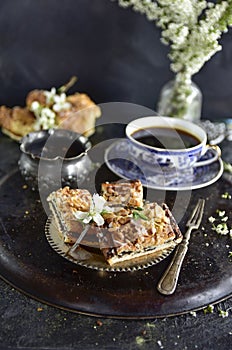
[157,79,202,122]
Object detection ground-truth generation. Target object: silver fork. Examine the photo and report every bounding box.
[157,198,205,295]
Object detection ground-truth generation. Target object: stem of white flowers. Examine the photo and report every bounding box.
[58,76,78,94]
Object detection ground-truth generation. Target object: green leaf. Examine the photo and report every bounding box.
[132,210,149,221]
[134,206,143,211]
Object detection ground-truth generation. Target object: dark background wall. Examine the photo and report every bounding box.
[0,0,232,120]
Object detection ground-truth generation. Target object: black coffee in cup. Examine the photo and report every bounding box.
[132,127,200,150]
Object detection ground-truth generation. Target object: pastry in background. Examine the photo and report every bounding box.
[0,76,101,140]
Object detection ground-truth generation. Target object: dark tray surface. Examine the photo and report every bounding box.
[0,166,231,318]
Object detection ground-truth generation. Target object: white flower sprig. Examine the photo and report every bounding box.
[113,0,232,118]
[73,194,112,227]
[53,93,71,112]
[44,87,57,105]
[30,87,71,131]
[44,87,71,112]
[30,101,56,130]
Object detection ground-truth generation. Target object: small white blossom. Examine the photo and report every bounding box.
[74,194,111,226]
[189,311,197,317]
[44,87,57,105]
[221,192,232,199]
[212,223,229,235]
[30,102,56,130]
[30,85,72,130]
[53,93,71,112]
[218,309,229,318]
[31,101,40,112]
[34,107,56,130]
[208,216,216,223]
[43,87,71,112]
[216,210,226,217]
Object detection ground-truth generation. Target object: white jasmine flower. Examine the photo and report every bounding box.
[74,194,111,226]
[53,93,71,112]
[30,84,71,130]
[30,101,40,113]
[33,107,56,130]
[31,100,56,130]
[41,107,56,119]
[44,87,57,105]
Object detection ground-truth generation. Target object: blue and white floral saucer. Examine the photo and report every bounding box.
[104,139,224,191]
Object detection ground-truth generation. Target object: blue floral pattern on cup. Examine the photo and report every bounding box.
[125,116,220,171]
[104,139,223,191]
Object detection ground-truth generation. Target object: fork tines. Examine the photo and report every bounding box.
[186,198,205,229]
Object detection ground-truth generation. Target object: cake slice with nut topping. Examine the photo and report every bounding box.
[47,186,92,244]
[98,202,182,265]
[46,181,182,265]
[101,179,143,208]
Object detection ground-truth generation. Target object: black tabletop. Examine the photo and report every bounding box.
[1,1,232,348]
[0,116,232,349]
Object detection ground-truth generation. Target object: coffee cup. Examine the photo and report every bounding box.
[125,116,221,171]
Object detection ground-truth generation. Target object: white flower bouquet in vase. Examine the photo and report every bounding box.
[113,0,232,121]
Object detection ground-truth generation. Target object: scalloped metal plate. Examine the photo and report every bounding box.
[45,216,177,272]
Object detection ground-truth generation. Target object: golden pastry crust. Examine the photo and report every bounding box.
[26,89,47,107]
[57,93,101,136]
[0,106,35,140]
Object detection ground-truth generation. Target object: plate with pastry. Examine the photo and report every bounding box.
[45,180,183,272]
[0,76,101,141]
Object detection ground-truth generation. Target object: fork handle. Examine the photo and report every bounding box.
[157,240,189,295]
